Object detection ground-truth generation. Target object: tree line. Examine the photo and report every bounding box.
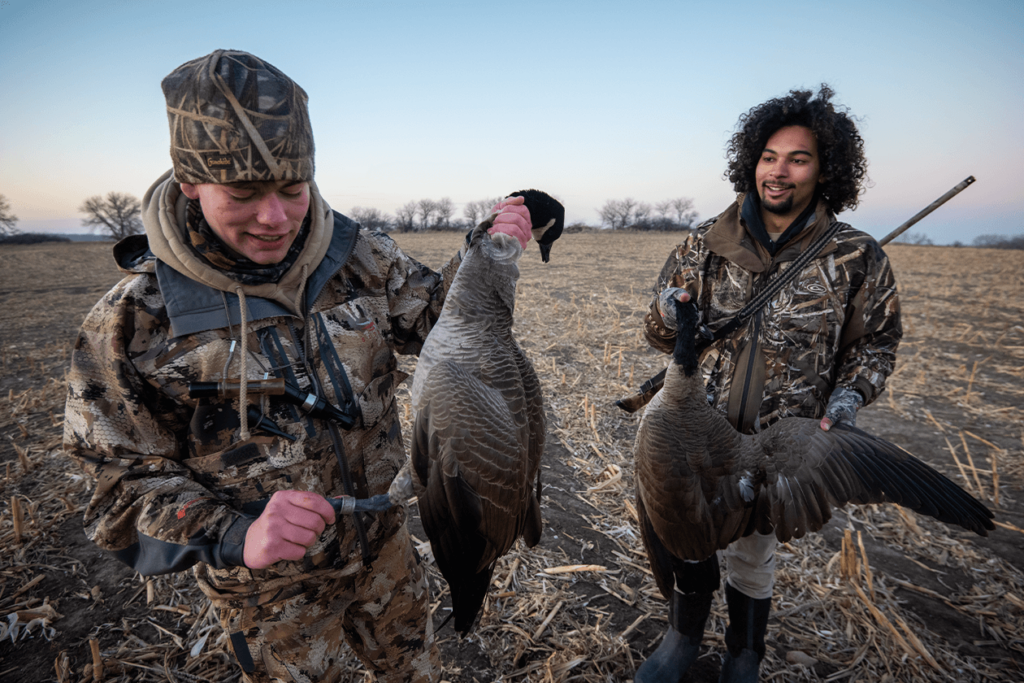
[3,192,1023,250]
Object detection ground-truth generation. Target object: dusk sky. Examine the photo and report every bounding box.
[1,0,1021,245]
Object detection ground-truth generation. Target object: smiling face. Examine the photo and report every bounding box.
[180,180,310,264]
[755,125,822,230]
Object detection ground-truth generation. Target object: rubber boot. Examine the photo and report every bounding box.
[634,589,713,683]
[719,582,771,683]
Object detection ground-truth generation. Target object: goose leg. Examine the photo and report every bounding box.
[719,582,771,683]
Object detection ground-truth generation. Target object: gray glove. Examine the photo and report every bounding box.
[821,386,864,430]
[656,287,690,329]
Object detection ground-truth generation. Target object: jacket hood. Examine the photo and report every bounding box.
[704,193,838,273]
[141,169,334,316]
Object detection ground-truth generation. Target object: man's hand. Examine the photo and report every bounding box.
[487,196,532,248]
[820,386,864,431]
[243,490,336,569]
[656,287,691,329]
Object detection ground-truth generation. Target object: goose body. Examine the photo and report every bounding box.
[634,298,995,595]
[410,194,561,634]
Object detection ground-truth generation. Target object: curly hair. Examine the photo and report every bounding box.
[725,84,868,214]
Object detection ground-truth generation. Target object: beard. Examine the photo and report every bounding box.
[761,192,794,215]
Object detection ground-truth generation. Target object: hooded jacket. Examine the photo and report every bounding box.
[643,194,902,434]
[63,171,461,602]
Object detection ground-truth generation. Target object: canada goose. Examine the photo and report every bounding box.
[410,190,564,635]
[635,295,995,585]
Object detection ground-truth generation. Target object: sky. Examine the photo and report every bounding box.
[1,0,1021,245]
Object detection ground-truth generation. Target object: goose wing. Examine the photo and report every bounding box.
[751,419,995,542]
[511,340,544,547]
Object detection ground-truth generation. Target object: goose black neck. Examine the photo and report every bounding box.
[672,298,699,376]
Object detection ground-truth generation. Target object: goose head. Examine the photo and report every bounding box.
[671,296,712,376]
[509,189,565,263]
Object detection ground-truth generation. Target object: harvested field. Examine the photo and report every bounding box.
[1,235,1022,682]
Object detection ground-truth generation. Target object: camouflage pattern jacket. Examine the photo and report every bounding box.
[63,174,460,602]
[643,194,902,434]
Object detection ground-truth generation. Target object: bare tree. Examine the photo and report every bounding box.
[80,192,143,240]
[395,201,418,233]
[0,194,18,236]
[350,206,393,232]
[463,198,500,228]
[633,201,654,229]
[434,197,455,230]
[417,199,438,231]
[654,198,699,230]
[599,198,639,230]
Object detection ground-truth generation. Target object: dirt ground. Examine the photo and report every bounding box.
[1,234,1022,683]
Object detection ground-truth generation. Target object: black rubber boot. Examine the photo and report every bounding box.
[719,582,771,683]
[634,589,713,683]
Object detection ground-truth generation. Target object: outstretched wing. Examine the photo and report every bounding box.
[752,419,995,541]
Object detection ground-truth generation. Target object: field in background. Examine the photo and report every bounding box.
[1,235,1022,682]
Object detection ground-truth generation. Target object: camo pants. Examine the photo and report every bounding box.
[219,526,439,683]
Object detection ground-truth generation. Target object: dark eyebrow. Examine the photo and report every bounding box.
[762,147,814,157]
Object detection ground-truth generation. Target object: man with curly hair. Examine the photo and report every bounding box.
[634,85,902,682]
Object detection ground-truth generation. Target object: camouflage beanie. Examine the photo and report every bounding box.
[162,50,314,184]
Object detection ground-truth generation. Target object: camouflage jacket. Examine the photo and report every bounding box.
[643,195,902,434]
[63,175,460,601]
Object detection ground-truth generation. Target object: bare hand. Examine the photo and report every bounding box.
[488,195,532,248]
[243,490,336,569]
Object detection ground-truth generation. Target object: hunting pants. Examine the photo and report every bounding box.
[722,531,777,599]
[219,525,439,683]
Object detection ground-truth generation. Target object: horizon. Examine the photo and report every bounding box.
[2,1,1021,246]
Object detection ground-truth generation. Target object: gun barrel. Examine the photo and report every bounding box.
[879,175,976,247]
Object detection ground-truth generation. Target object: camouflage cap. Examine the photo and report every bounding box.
[162,50,314,185]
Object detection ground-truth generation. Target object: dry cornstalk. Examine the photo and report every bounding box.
[90,638,104,682]
[541,565,607,575]
[532,600,564,641]
[857,532,876,602]
[11,495,24,544]
[840,529,859,582]
[851,582,916,658]
[893,612,942,671]
[944,437,974,493]
[12,574,44,598]
[959,431,986,499]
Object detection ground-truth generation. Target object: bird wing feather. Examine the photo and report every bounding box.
[752,419,995,541]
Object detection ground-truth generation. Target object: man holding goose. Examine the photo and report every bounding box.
[635,85,907,682]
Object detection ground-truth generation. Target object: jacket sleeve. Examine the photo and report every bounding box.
[643,232,706,355]
[376,232,463,355]
[63,276,250,576]
[833,241,903,406]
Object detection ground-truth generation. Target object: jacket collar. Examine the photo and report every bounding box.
[704,193,838,272]
[155,211,359,338]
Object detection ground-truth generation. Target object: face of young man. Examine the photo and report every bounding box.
[755,125,822,227]
[179,180,310,265]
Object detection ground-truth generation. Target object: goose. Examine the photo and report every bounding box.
[634,293,995,591]
[410,190,564,635]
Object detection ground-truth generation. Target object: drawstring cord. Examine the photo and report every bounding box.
[235,286,250,441]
